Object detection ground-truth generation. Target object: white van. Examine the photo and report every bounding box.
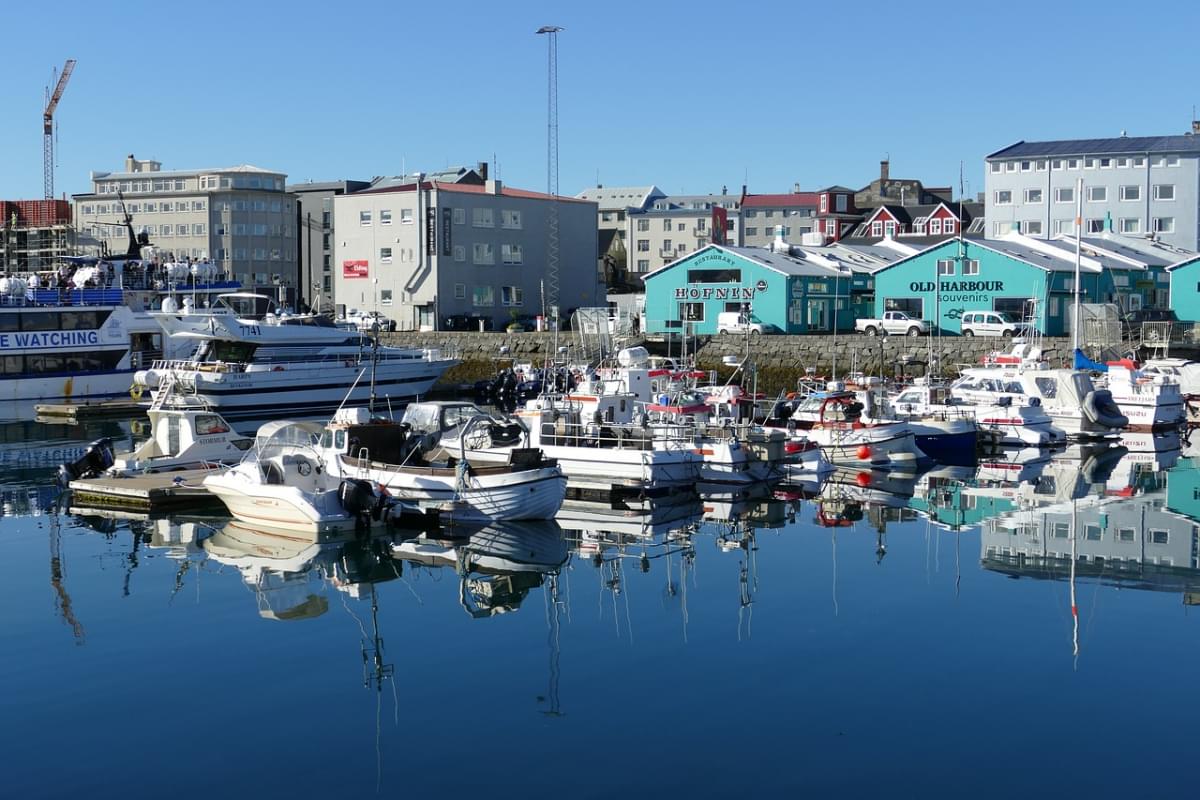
[960,311,1033,338]
[717,312,764,335]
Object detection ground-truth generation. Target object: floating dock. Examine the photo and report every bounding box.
[67,469,220,512]
[36,398,148,422]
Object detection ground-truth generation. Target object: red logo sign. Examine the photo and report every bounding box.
[343,260,369,279]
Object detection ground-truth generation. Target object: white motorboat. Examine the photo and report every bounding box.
[135,292,458,418]
[952,355,1127,438]
[319,403,567,521]
[888,380,1064,448]
[203,420,389,534]
[765,388,926,470]
[1098,361,1185,431]
[449,393,700,495]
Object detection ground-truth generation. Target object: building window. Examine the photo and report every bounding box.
[1050,160,1063,171]
[453,245,466,262]
[1086,186,1107,202]
[501,209,522,229]
[937,259,955,276]
[819,195,828,212]
[400,208,415,223]
[193,224,206,235]
[453,208,465,225]
[746,227,758,236]
[176,224,188,236]
[360,210,372,226]
[637,239,650,252]
[1084,158,1096,169]
[994,190,1012,205]
[1006,161,1017,173]
[1054,218,1075,235]
[472,286,494,307]
[871,221,883,236]
[473,243,495,264]
[835,195,847,213]
[454,283,466,299]
[1024,188,1043,203]
[1153,217,1175,234]
[380,289,393,306]
[943,220,955,235]
[501,285,524,306]
[1019,160,1032,172]
[1099,157,1112,169]
[1150,529,1169,544]
[1153,184,1175,201]
[1117,528,1135,542]
[963,259,980,275]
[1132,156,1146,167]
[379,209,392,225]
[1086,219,1105,233]
[1165,156,1180,167]
[1119,185,1140,201]
[1119,218,1141,234]
[884,221,897,237]
[678,302,705,322]
[992,222,1010,237]
[1067,158,1080,169]
[636,219,650,232]
[1022,220,1043,236]
[380,247,393,263]
[929,218,942,235]
[501,244,523,265]
[253,223,267,236]
[990,162,1002,174]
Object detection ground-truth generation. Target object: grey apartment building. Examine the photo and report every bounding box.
[333,176,600,330]
[985,128,1200,250]
[74,155,299,287]
[741,189,818,247]
[624,193,741,276]
[289,179,370,312]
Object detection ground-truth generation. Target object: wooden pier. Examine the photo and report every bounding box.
[36,398,148,423]
[67,468,220,512]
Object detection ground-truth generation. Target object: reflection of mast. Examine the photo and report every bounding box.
[48,512,84,643]
[1070,499,1079,668]
[541,573,565,718]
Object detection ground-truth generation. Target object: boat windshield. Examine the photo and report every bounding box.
[198,340,258,362]
[401,403,487,435]
[254,422,322,456]
[217,294,277,320]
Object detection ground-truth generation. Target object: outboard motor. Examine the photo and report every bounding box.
[57,438,115,488]
[338,478,384,524]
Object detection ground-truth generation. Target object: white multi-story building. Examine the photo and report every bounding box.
[74,155,298,288]
[625,193,742,277]
[333,175,601,330]
[985,127,1200,250]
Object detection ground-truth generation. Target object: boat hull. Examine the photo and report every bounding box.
[203,475,357,534]
[353,464,567,521]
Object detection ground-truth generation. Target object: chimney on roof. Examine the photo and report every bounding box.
[486,179,502,195]
[477,161,489,181]
[880,159,890,185]
[721,185,727,195]
[793,182,801,194]
[125,154,136,172]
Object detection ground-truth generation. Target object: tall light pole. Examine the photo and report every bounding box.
[536,25,563,325]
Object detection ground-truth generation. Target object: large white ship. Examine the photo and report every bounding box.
[135,293,458,418]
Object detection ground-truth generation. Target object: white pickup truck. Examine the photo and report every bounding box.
[855,311,931,337]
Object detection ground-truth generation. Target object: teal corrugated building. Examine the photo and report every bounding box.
[641,244,874,335]
[1168,255,1200,321]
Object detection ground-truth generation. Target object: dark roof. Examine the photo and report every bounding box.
[742,192,819,208]
[868,201,982,226]
[988,136,1200,159]
[819,185,857,194]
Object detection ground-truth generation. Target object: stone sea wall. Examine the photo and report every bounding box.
[379,330,1075,393]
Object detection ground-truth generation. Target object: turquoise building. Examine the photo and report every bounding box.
[642,244,875,335]
[1167,255,1200,322]
[871,236,1156,335]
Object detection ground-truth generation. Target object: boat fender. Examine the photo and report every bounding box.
[130,384,144,400]
[856,445,872,461]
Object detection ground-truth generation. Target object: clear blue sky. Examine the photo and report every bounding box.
[2,0,1198,202]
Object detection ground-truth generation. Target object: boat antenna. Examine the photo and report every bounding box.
[369,320,380,413]
[1073,177,1083,357]
[332,367,369,420]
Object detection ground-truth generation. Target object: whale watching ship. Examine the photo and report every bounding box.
[134,292,458,418]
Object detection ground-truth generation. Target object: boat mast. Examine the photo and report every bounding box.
[1072,177,1083,355]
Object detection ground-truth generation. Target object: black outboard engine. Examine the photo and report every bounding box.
[57,437,115,488]
[338,478,385,525]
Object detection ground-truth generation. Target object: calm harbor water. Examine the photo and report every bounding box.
[3,416,1199,798]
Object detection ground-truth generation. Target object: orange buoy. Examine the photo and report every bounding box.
[856,445,872,460]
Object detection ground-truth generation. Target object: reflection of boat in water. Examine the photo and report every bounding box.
[201,521,357,620]
[392,521,568,617]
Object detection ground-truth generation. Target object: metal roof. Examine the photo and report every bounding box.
[987,135,1200,159]
[574,185,665,211]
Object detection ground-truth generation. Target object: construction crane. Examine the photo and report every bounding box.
[43,58,76,200]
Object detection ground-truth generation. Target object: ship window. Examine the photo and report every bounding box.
[1034,377,1057,398]
[334,430,346,449]
[1004,381,1024,393]
[0,315,17,333]
[208,341,257,362]
[20,312,59,331]
[25,354,65,373]
[196,415,230,435]
[1,355,22,374]
[60,311,102,330]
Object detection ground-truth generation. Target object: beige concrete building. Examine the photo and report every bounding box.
[625,193,742,277]
[333,175,601,330]
[73,155,298,289]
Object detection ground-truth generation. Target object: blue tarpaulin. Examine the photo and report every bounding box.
[1073,348,1108,372]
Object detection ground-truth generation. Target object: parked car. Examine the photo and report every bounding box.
[855,311,930,337]
[960,311,1033,338]
[717,311,764,335]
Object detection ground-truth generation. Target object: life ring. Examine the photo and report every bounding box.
[130,383,144,400]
